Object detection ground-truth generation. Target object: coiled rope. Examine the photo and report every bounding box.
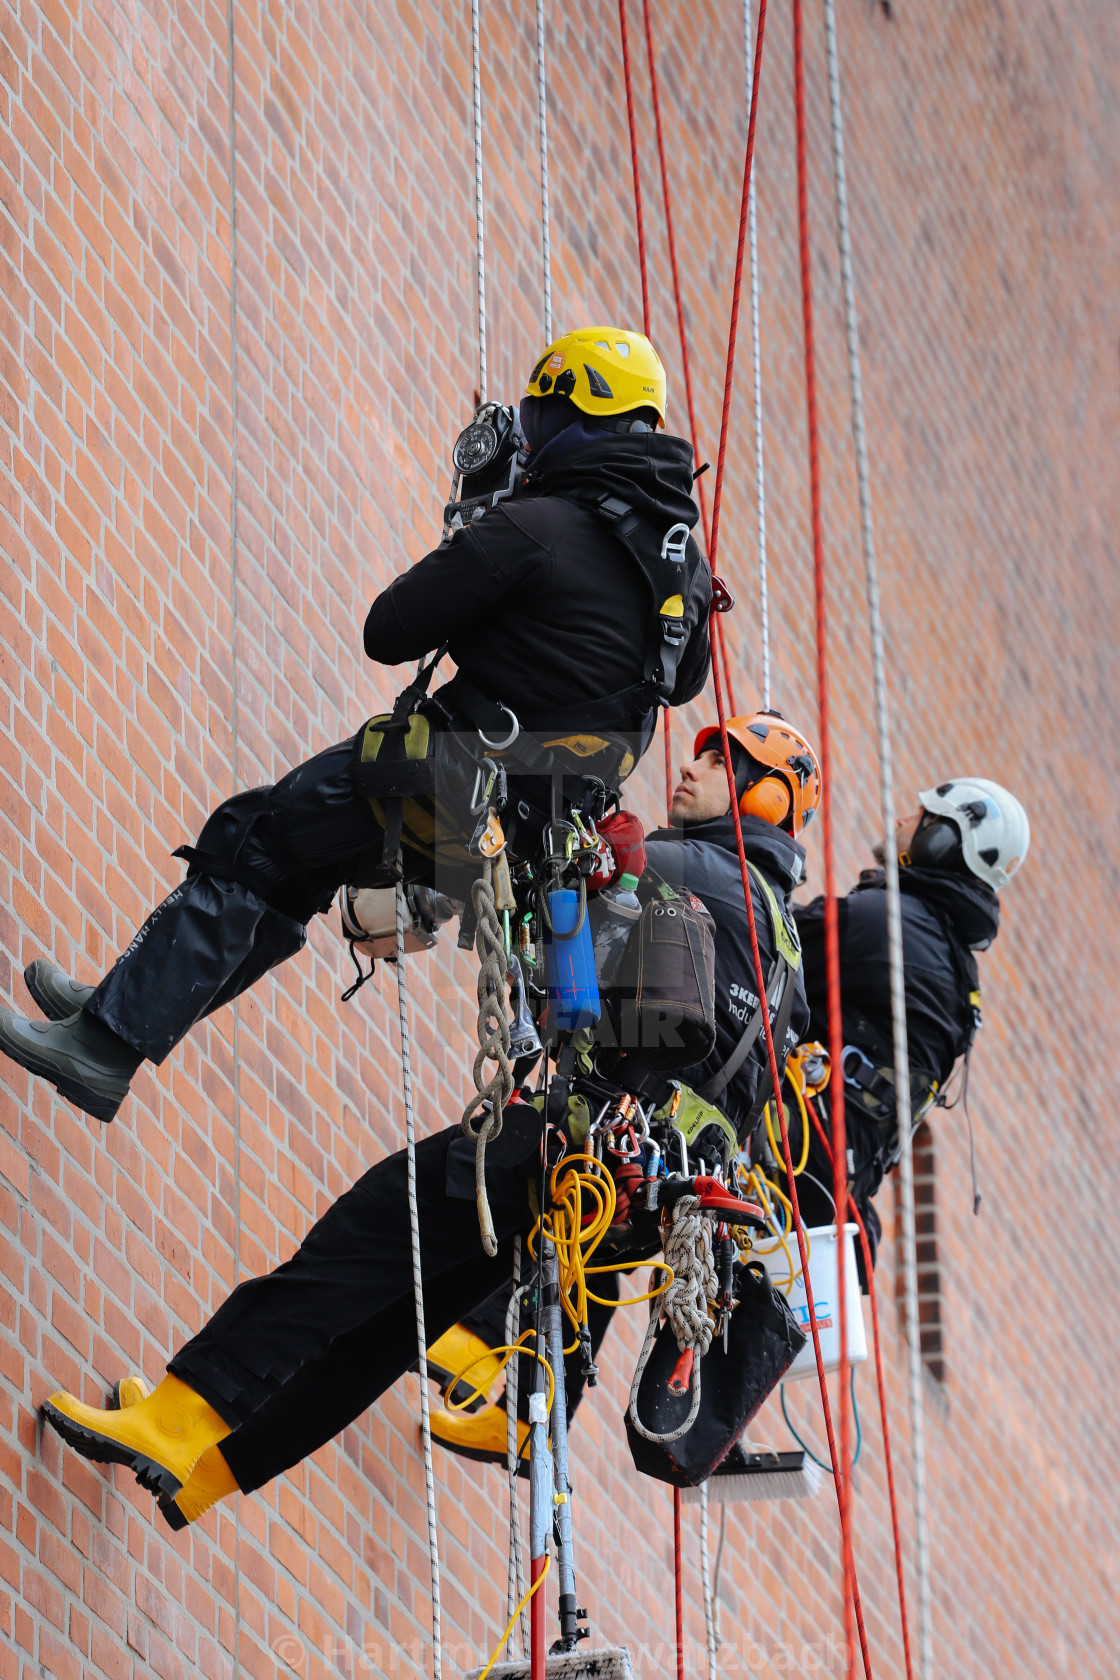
[461,858,514,1257]
[396,880,443,1680]
[820,2,927,1672]
[627,1196,716,1444]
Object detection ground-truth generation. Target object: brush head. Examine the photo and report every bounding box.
[680,1447,823,1504]
[468,1649,635,1680]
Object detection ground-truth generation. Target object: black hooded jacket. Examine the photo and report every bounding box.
[363,422,712,736]
[796,866,999,1086]
[640,814,811,1140]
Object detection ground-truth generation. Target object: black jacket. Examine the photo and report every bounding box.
[793,866,999,1271]
[642,814,811,1140]
[363,424,711,738]
[795,866,998,1086]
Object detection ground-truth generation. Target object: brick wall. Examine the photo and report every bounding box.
[2,1,1118,1677]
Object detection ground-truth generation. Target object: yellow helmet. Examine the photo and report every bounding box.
[524,328,667,426]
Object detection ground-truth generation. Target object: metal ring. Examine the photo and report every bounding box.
[477,703,520,750]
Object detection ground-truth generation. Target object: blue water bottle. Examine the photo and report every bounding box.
[543,888,601,1031]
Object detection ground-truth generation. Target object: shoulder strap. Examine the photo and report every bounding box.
[581,490,704,704]
[693,861,801,1105]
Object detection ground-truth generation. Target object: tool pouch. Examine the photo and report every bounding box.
[354,707,489,882]
[602,875,717,1072]
[623,1261,806,1486]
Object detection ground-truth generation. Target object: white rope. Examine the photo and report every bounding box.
[699,1483,717,1680]
[535,0,552,343]
[628,1197,716,1443]
[744,0,770,708]
[470,0,487,402]
[397,881,443,1680]
[822,3,931,1676]
[711,1502,728,1648]
[505,1249,531,1657]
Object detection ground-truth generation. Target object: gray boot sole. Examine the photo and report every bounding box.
[24,959,96,1022]
[0,1012,128,1124]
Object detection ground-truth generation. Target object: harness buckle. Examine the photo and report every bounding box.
[660,521,691,565]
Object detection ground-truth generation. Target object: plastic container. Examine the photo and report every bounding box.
[755,1222,868,1380]
[589,872,642,987]
[543,888,601,1031]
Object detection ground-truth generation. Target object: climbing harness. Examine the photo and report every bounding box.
[395,878,443,1680]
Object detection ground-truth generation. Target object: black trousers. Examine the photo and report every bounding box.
[86,737,431,1063]
[171,1125,538,1494]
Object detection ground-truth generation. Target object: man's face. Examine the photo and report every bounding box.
[669,747,733,826]
[871,807,924,865]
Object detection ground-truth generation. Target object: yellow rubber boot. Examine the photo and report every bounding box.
[41,1373,231,1500]
[427,1324,507,1410]
[112,1374,150,1409]
[430,1398,530,1468]
[158,1442,241,1532]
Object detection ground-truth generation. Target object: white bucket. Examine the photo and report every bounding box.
[754,1222,867,1381]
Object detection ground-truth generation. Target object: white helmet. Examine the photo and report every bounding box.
[917,778,1030,891]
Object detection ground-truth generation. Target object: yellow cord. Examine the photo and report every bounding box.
[527,1153,673,1338]
[475,1555,552,1680]
[442,1330,555,1418]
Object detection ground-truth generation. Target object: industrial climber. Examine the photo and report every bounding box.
[789,778,1031,1270]
[0,328,712,1127]
[36,713,820,1529]
[427,712,822,1465]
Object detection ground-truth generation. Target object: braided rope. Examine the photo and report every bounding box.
[699,1481,717,1680]
[396,882,443,1680]
[461,861,514,1256]
[535,0,552,343]
[744,0,771,707]
[822,2,923,1669]
[470,0,487,401]
[628,1196,716,1443]
[504,1253,531,1656]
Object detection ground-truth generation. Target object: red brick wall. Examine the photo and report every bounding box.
[2,0,1118,1676]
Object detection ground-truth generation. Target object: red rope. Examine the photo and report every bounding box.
[790,2,857,1671]
[641,0,709,549]
[673,1486,684,1680]
[663,709,674,813]
[618,0,651,338]
[707,0,768,577]
[805,1097,916,1680]
[638,0,737,718]
[697,4,872,1672]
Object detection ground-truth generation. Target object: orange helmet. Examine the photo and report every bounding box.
[693,711,822,838]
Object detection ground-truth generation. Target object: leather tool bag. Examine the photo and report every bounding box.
[624,1261,806,1487]
[605,873,717,1072]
